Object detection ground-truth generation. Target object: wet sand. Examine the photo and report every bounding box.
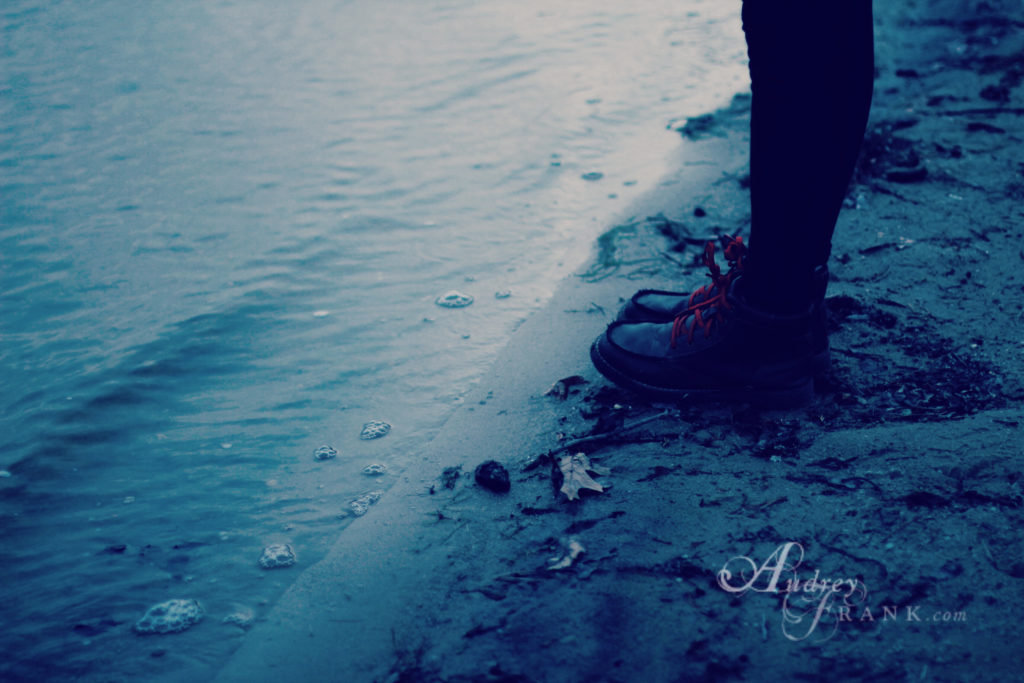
[215,1,1024,681]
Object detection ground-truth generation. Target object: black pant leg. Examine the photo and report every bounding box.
[740,0,874,313]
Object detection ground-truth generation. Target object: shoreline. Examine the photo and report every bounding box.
[215,1,1024,680]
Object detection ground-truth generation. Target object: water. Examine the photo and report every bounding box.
[0,0,747,679]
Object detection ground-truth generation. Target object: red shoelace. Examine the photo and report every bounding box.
[669,236,745,348]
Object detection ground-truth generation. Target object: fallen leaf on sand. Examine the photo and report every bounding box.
[543,375,587,400]
[558,453,607,501]
[548,538,586,570]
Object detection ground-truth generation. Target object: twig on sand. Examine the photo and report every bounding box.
[552,409,675,455]
[524,410,676,470]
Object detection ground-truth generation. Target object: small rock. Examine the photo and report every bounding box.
[581,172,604,181]
[134,599,203,635]
[435,291,474,308]
[361,463,387,476]
[494,290,511,299]
[474,460,511,494]
[313,445,338,461]
[102,544,127,554]
[258,543,296,569]
[359,421,391,440]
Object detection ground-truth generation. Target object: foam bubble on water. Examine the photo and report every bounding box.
[313,445,338,461]
[435,290,473,308]
[346,490,383,517]
[258,543,296,569]
[134,599,204,635]
[359,421,391,440]
[221,606,255,630]
[361,463,387,476]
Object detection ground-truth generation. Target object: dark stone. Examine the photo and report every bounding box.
[102,544,127,554]
[474,460,511,493]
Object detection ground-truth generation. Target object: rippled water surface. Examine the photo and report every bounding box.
[0,0,746,679]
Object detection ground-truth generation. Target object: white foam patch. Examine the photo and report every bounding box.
[258,543,296,569]
[359,421,391,440]
[346,490,383,517]
[313,445,338,461]
[134,599,204,635]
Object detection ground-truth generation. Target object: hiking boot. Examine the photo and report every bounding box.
[617,235,747,322]
[617,236,830,376]
[591,276,819,407]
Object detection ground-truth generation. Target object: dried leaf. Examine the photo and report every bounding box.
[558,453,605,501]
[548,538,586,570]
[543,375,588,400]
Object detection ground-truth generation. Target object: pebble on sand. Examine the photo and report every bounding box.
[474,460,511,493]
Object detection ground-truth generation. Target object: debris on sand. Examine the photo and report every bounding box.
[474,460,511,494]
[555,453,608,501]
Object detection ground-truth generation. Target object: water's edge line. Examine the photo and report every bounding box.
[212,95,750,682]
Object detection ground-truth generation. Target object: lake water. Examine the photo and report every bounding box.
[0,0,746,679]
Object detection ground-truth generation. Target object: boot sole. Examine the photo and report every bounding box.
[619,308,831,378]
[590,338,816,409]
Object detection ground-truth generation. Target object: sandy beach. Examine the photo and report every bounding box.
[214,1,1024,680]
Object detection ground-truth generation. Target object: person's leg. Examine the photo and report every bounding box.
[740,0,874,314]
[612,0,873,324]
[590,0,875,405]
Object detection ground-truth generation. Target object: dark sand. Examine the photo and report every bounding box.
[215,1,1024,681]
